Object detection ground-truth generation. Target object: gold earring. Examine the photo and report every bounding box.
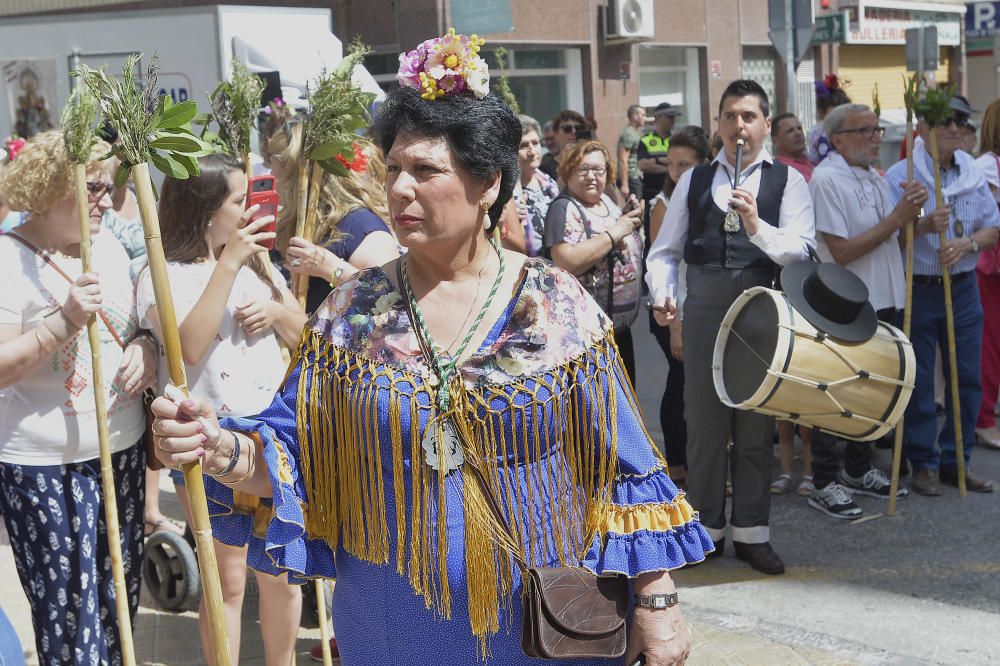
[481,201,491,213]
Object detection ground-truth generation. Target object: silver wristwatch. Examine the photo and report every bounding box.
[634,592,679,609]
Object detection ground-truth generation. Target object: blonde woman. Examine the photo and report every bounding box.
[262,115,398,313]
[0,131,154,666]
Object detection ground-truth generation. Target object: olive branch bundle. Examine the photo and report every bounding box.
[74,54,215,184]
[303,38,376,176]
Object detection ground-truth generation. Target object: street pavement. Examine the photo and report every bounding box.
[1,316,998,664]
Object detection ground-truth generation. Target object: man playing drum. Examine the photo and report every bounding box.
[646,80,815,575]
[809,103,926,518]
[885,95,1000,496]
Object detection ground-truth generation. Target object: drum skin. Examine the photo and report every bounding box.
[713,287,915,441]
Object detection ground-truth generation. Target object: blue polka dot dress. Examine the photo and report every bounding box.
[206,260,713,664]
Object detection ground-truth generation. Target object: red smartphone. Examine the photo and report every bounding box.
[246,175,279,250]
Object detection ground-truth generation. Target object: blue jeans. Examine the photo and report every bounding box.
[904,277,983,472]
[0,605,25,666]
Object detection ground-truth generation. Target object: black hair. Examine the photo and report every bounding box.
[97,121,118,144]
[667,125,711,163]
[370,86,520,230]
[770,112,798,137]
[718,79,770,118]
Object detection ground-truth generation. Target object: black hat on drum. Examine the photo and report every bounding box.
[781,261,878,343]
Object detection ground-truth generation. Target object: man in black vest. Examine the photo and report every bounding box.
[645,80,815,574]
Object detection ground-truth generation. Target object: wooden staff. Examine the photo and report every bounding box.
[927,131,968,496]
[315,580,333,666]
[73,163,137,666]
[293,151,311,309]
[132,163,233,665]
[889,116,917,515]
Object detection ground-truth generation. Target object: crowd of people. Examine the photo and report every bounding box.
[0,28,998,665]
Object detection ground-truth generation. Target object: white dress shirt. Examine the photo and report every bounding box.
[644,148,816,306]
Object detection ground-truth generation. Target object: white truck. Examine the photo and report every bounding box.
[0,4,383,144]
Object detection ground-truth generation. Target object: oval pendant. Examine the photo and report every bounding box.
[954,220,965,238]
[724,209,740,233]
[421,417,464,474]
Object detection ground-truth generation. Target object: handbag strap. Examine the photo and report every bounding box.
[7,231,129,350]
[396,260,530,573]
[556,194,616,314]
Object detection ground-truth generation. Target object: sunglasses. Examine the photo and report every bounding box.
[936,115,972,129]
[86,181,114,198]
[559,123,582,134]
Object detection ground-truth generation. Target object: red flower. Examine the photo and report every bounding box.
[4,137,25,161]
[335,142,369,173]
[823,74,841,91]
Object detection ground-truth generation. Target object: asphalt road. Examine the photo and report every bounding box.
[630,302,1000,649]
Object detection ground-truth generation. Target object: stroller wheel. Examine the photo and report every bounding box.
[143,529,201,612]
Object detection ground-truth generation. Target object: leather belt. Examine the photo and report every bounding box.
[912,271,973,286]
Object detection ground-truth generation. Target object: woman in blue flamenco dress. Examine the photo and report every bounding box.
[151,30,714,666]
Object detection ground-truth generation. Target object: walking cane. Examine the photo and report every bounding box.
[890,75,920,515]
[78,56,233,666]
[61,86,137,666]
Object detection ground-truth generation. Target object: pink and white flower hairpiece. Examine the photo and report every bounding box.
[396,28,490,100]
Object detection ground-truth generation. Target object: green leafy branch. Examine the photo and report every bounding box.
[902,73,921,123]
[74,53,216,185]
[494,47,520,114]
[61,85,100,164]
[304,38,376,176]
[913,82,955,128]
[210,59,265,157]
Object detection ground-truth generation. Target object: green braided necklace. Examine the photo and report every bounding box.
[402,231,506,412]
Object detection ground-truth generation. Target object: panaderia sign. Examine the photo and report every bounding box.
[840,0,965,45]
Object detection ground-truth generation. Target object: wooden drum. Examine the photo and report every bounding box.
[712,287,915,441]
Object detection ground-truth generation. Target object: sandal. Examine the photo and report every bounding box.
[770,473,793,495]
[144,517,184,537]
[797,475,815,497]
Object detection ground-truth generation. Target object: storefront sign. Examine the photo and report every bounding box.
[813,12,849,43]
[841,0,964,46]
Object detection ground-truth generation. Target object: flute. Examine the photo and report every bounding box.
[724,138,745,233]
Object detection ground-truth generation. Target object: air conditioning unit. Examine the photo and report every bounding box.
[606,0,655,42]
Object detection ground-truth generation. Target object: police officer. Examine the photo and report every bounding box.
[637,102,680,204]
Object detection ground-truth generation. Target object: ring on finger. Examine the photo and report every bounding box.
[290,258,302,267]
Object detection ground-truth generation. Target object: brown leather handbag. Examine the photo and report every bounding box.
[463,453,629,660]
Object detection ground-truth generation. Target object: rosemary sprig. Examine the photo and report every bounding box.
[914,83,955,127]
[494,47,520,114]
[902,73,921,123]
[210,59,265,156]
[61,85,100,164]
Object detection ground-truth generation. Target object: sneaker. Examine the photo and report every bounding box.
[309,637,341,663]
[808,483,862,519]
[838,468,908,499]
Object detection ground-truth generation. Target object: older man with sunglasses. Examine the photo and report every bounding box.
[885,95,1000,496]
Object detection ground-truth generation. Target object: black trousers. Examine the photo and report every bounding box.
[648,311,687,467]
[614,327,636,388]
[812,307,898,489]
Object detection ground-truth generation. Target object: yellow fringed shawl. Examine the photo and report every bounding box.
[291,326,624,654]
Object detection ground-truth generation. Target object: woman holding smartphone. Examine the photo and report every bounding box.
[136,153,307,665]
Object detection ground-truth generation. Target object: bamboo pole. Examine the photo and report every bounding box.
[73,164,137,666]
[303,161,324,245]
[315,580,333,666]
[927,131,968,497]
[889,125,917,516]
[293,158,311,309]
[132,162,233,666]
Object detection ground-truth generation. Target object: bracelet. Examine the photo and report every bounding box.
[328,264,346,288]
[212,430,241,478]
[221,435,256,486]
[634,592,679,609]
